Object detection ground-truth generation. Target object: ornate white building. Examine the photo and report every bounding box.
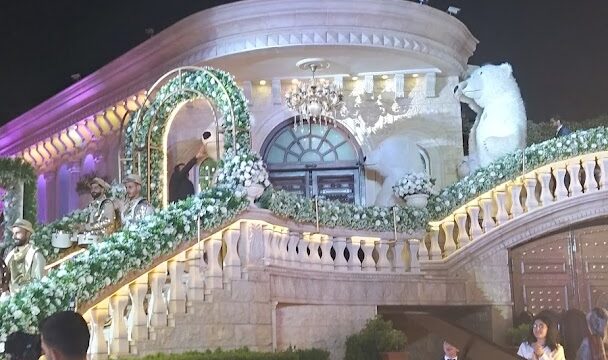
[0,0,477,222]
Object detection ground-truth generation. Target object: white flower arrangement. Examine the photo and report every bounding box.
[393,172,436,198]
[215,152,271,197]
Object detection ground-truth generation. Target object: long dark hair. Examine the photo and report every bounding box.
[527,313,560,352]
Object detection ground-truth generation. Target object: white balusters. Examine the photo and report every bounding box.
[148,263,168,328]
[408,239,420,273]
[523,177,539,211]
[554,168,569,201]
[308,233,322,270]
[583,158,598,192]
[508,182,524,218]
[393,238,406,272]
[319,235,334,271]
[599,156,608,189]
[297,233,309,265]
[167,253,187,315]
[186,246,205,303]
[537,170,554,206]
[428,224,441,260]
[109,287,130,356]
[360,237,377,272]
[333,236,348,271]
[480,197,495,232]
[89,300,109,358]
[466,206,483,240]
[272,227,282,262]
[568,161,583,196]
[205,234,223,289]
[262,225,274,264]
[128,274,149,341]
[278,229,290,265]
[346,237,362,271]
[287,232,299,264]
[223,227,241,280]
[442,221,456,257]
[454,211,469,248]
[376,239,391,272]
[418,237,429,260]
[494,191,509,225]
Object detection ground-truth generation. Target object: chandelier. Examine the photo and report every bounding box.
[285,58,344,127]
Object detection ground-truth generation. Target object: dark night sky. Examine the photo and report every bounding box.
[2,0,608,128]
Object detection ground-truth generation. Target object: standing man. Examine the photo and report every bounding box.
[120,174,154,228]
[169,145,208,203]
[550,115,572,137]
[79,178,116,236]
[4,219,46,293]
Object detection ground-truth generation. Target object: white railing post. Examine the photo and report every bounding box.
[408,239,420,273]
[537,170,554,206]
[128,274,149,341]
[599,156,608,189]
[278,229,290,265]
[480,197,496,232]
[186,246,205,303]
[361,237,376,272]
[494,190,509,225]
[205,234,223,289]
[148,263,168,329]
[109,287,130,356]
[554,167,569,201]
[272,227,283,262]
[583,158,598,192]
[523,176,539,211]
[308,233,322,270]
[287,231,299,265]
[262,225,274,264]
[376,239,391,272]
[333,236,348,271]
[568,161,583,196]
[442,221,456,257]
[89,300,109,359]
[393,238,406,272]
[297,232,309,265]
[508,181,524,218]
[167,253,187,315]
[454,211,469,248]
[223,227,242,281]
[428,224,442,260]
[466,205,483,240]
[320,235,334,271]
[346,237,362,271]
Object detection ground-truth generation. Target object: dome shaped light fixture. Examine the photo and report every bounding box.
[284,58,344,128]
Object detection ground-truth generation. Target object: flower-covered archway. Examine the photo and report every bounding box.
[0,158,37,244]
[123,66,252,208]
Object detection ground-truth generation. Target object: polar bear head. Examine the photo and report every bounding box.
[454,63,521,109]
[365,136,425,179]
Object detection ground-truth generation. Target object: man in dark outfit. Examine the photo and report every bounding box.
[169,145,208,203]
[550,115,572,137]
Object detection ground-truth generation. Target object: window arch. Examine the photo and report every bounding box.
[262,121,363,204]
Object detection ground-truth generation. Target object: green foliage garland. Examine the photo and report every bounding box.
[0,158,37,244]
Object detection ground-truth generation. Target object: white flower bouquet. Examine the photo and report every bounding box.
[216,152,271,197]
[393,172,436,198]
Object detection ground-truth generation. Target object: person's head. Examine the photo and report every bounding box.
[174,163,186,173]
[4,331,41,360]
[587,307,608,337]
[11,219,34,246]
[443,340,459,358]
[39,311,89,360]
[549,115,562,128]
[122,174,142,200]
[88,178,109,200]
[528,313,560,350]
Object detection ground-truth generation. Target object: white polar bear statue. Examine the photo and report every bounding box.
[454,63,527,172]
[365,136,425,206]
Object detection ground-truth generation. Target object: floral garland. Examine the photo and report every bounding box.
[0,158,37,244]
[216,152,271,196]
[123,67,251,208]
[259,189,428,234]
[393,172,436,198]
[0,188,248,343]
[428,126,608,219]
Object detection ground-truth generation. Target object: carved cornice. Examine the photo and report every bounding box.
[0,0,477,156]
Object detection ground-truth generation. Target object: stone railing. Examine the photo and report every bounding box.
[78,209,425,358]
[423,151,608,260]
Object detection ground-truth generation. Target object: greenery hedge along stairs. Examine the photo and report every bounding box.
[120,348,329,360]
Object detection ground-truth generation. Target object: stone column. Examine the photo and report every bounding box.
[43,171,57,222]
[67,161,81,211]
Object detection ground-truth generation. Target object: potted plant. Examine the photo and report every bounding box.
[393,172,436,208]
[345,316,407,360]
[216,152,271,206]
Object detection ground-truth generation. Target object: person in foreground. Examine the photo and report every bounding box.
[442,340,460,360]
[576,307,608,360]
[39,311,90,360]
[517,313,565,360]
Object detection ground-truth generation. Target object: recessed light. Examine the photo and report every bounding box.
[412,74,419,78]
[381,75,389,80]
[259,80,267,86]
[351,76,359,81]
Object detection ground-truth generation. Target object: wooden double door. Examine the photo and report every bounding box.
[510,218,608,316]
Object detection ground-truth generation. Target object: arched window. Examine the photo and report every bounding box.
[262,122,363,204]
